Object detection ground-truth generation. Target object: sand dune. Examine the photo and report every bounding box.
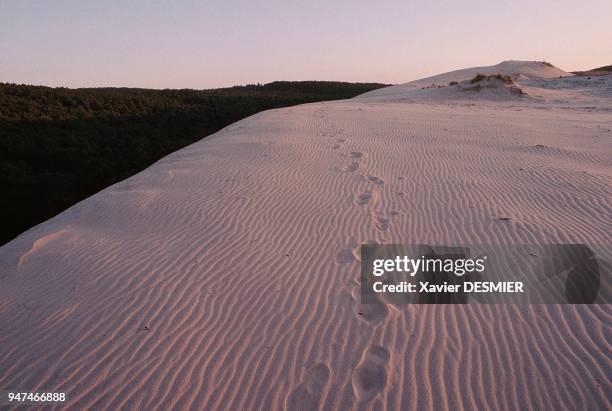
[359,60,572,101]
[359,62,612,113]
[1,62,611,410]
[378,60,570,88]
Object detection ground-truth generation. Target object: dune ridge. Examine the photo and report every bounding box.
[360,60,570,95]
[0,64,611,410]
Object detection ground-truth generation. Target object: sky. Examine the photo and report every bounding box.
[1,0,611,89]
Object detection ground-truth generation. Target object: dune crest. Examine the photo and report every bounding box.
[367,60,569,91]
[358,60,576,102]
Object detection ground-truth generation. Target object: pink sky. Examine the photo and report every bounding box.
[1,0,610,89]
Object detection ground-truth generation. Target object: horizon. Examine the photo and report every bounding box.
[1,1,611,89]
[1,58,605,91]
[2,78,390,91]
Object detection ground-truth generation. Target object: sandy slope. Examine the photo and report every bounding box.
[1,64,611,410]
[359,60,572,101]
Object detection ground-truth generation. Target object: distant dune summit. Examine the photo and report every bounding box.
[405,60,570,87]
[357,60,571,101]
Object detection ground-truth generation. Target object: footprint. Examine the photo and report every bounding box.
[373,214,390,231]
[367,175,384,187]
[349,283,389,324]
[355,191,373,206]
[350,151,364,159]
[336,240,359,264]
[344,162,359,173]
[336,248,355,264]
[286,364,331,411]
[352,346,390,403]
[357,304,389,324]
[304,364,330,394]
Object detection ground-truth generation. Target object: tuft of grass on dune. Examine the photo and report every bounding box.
[469,73,514,84]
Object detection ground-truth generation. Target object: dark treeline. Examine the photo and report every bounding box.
[1,81,387,245]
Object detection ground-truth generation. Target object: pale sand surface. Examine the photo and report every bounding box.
[1,62,611,410]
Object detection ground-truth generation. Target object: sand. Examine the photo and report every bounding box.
[1,62,611,410]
